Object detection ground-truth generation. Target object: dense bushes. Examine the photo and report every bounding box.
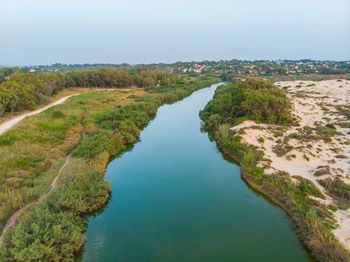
[73,102,160,159]
[200,78,293,129]
[73,131,126,159]
[0,206,86,262]
[0,81,37,115]
[63,68,179,88]
[46,153,111,217]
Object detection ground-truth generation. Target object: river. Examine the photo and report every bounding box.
[80,83,314,262]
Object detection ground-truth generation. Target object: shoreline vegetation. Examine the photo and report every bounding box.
[0,76,220,261]
[200,79,350,262]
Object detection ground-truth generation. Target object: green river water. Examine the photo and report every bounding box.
[81,83,314,262]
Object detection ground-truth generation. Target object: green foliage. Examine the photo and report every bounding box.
[36,122,67,132]
[315,125,339,142]
[338,121,350,128]
[319,178,350,209]
[7,157,31,168]
[272,144,293,157]
[257,137,265,143]
[0,81,37,115]
[73,131,126,159]
[294,176,326,199]
[325,123,336,129]
[200,78,293,129]
[145,76,220,104]
[52,110,66,119]
[314,166,331,177]
[47,155,111,216]
[0,206,86,262]
[63,68,179,88]
[328,204,338,212]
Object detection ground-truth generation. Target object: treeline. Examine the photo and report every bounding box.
[0,67,179,116]
[0,77,220,261]
[200,78,293,130]
[63,69,179,88]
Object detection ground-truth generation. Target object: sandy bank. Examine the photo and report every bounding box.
[230,79,350,250]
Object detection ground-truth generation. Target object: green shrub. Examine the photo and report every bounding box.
[36,122,67,132]
[314,166,331,177]
[294,176,326,199]
[328,205,338,212]
[200,78,293,129]
[52,110,66,118]
[0,206,86,261]
[73,131,126,159]
[258,137,265,143]
[325,123,336,129]
[7,156,31,168]
[318,178,350,209]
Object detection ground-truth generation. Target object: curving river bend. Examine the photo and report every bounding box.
[81,83,314,262]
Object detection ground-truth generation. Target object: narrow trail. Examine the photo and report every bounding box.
[0,88,131,136]
[0,153,72,245]
[0,94,78,136]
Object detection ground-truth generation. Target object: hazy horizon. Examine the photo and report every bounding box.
[1,0,349,66]
[2,59,350,69]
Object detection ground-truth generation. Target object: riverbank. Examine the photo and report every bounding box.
[81,82,313,262]
[232,79,350,250]
[200,79,350,262]
[0,77,220,261]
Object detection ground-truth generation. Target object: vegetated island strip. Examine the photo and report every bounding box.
[0,76,220,261]
[200,78,350,262]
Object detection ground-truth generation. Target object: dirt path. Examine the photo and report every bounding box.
[0,154,72,245]
[0,88,132,136]
[0,94,79,136]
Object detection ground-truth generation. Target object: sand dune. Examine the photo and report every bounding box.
[231,79,350,250]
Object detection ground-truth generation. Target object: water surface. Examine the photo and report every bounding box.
[81,83,314,262]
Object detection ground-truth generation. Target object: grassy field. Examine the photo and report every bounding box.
[0,89,148,233]
[0,77,220,261]
[0,87,135,125]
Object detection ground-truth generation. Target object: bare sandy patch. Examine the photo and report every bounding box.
[230,79,350,250]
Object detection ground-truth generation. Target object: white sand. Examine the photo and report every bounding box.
[230,79,350,250]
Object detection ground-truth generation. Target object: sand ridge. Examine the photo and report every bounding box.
[230,79,350,250]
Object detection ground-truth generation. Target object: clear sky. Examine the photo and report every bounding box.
[1,0,349,66]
